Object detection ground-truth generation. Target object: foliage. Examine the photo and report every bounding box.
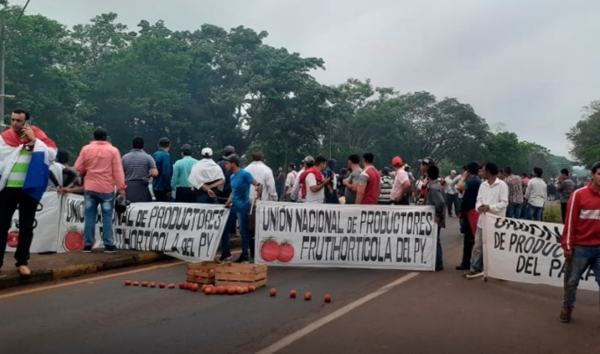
[543,204,562,224]
[567,101,600,168]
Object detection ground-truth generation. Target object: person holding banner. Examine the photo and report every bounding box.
[188,147,225,204]
[221,154,263,263]
[356,153,381,205]
[0,109,57,277]
[559,161,600,324]
[455,162,481,271]
[464,162,508,279]
[390,156,411,205]
[426,165,446,271]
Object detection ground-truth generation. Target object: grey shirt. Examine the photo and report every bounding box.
[427,179,446,228]
[344,167,362,204]
[122,149,157,183]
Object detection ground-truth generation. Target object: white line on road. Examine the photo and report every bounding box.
[255,272,420,354]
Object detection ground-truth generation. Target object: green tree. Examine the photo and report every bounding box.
[567,101,600,168]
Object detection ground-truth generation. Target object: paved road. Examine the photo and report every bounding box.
[1,218,598,354]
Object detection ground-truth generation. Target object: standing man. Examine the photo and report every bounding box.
[283,163,297,202]
[426,165,446,271]
[378,167,393,205]
[525,167,547,221]
[221,154,263,263]
[324,159,339,204]
[559,161,600,323]
[122,137,158,203]
[74,128,126,254]
[418,157,435,205]
[188,147,225,204]
[0,109,57,276]
[216,145,235,204]
[557,168,576,223]
[245,151,278,202]
[503,167,524,219]
[275,167,285,200]
[390,156,411,205]
[343,154,362,205]
[298,156,330,204]
[171,144,198,203]
[464,162,508,279]
[152,137,173,202]
[455,162,481,270]
[444,170,460,217]
[356,153,381,205]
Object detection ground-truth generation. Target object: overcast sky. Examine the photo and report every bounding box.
[15,0,600,157]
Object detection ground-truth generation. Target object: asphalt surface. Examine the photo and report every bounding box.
[1,218,598,354]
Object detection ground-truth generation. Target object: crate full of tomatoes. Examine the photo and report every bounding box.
[215,263,267,289]
[186,261,218,284]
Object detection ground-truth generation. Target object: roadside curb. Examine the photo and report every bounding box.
[0,238,242,290]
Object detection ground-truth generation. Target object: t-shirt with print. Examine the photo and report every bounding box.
[460,177,481,212]
[230,169,255,209]
[344,167,362,204]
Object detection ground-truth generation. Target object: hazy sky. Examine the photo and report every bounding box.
[15,0,600,157]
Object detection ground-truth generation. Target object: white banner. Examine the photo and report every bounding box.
[483,214,597,291]
[58,193,230,262]
[255,201,437,271]
[6,191,61,253]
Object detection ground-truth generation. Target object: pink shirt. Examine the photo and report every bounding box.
[74,141,126,194]
[391,168,409,201]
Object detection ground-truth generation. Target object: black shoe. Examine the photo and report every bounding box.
[234,256,249,264]
[455,264,469,271]
[436,266,444,271]
[83,245,92,253]
[218,254,232,262]
[103,245,118,254]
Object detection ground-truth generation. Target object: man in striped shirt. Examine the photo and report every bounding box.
[122,137,158,203]
[0,109,57,276]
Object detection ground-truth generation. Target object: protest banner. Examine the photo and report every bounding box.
[483,214,597,291]
[255,201,437,271]
[58,193,231,262]
[6,191,61,253]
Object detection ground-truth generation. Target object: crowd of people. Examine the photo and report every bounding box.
[0,112,599,327]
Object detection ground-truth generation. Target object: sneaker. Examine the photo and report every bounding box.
[234,256,249,264]
[18,265,31,276]
[103,245,118,254]
[218,254,232,263]
[455,264,470,271]
[464,271,484,279]
[83,245,92,253]
[559,307,573,323]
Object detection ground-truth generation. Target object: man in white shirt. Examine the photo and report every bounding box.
[464,162,509,279]
[245,151,278,202]
[444,170,460,217]
[290,159,307,202]
[298,156,329,204]
[525,167,547,221]
[283,163,297,202]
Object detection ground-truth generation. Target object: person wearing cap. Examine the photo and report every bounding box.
[245,151,278,202]
[291,158,310,202]
[171,144,198,203]
[378,167,393,205]
[297,156,330,204]
[188,147,225,204]
[418,157,435,205]
[343,154,362,204]
[221,154,263,263]
[283,163,298,202]
[559,161,600,324]
[356,153,381,205]
[390,156,411,205]
[444,170,460,217]
[122,137,158,203]
[152,137,173,202]
[216,145,236,203]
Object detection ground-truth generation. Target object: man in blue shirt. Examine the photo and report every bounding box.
[221,154,262,263]
[455,162,482,271]
[152,137,173,202]
[171,144,198,203]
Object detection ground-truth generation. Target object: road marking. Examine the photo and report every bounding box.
[255,272,420,354]
[0,261,185,300]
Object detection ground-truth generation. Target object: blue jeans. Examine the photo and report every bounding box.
[197,192,217,204]
[470,228,483,273]
[506,202,522,219]
[221,204,251,258]
[563,245,600,309]
[520,203,529,219]
[84,191,115,247]
[436,225,443,270]
[528,206,543,221]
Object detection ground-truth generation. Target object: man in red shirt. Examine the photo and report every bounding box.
[356,153,381,205]
[559,161,600,324]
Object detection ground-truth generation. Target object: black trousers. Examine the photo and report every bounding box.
[460,217,475,268]
[0,188,39,268]
[154,190,170,202]
[561,202,568,223]
[446,193,458,216]
[175,187,196,203]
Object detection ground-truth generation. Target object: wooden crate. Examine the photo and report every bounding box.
[186,261,218,284]
[215,263,267,289]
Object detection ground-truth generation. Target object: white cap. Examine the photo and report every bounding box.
[201,147,213,157]
[451,170,457,174]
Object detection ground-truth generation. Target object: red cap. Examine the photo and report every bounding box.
[392,156,403,167]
